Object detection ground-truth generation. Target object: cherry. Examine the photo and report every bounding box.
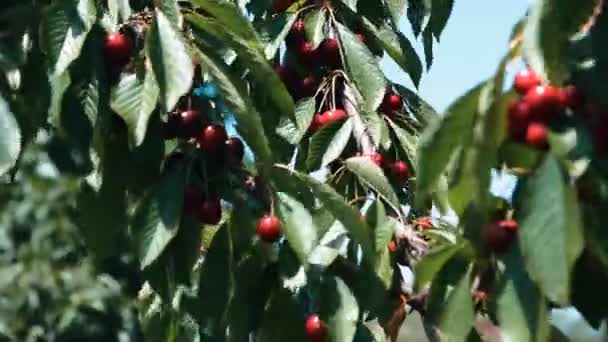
[300,75,319,98]
[513,68,541,95]
[199,196,222,225]
[559,84,584,110]
[507,100,532,140]
[178,110,203,138]
[369,153,385,168]
[225,137,245,162]
[320,38,341,67]
[256,215,282,242]
[381,92,403,114]
[183,187,204,216]
[388,160,410,182]
[309,113,324,133]
[272,0,293,13]
[298,41,318,65]
[388,240,398,252]
[320,109,347,125]
[274,65,299,93]
[304,315,328,342]
[525,122,549,149]
[482,219,518,254]
[198,124,228,156]
[287,18,306,45]
[524,85,562,121]
[104,32,133,66]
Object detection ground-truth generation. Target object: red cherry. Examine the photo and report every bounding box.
[369,153,385,168]
[482,220,518,254]
[198,124,228,156]
[321,109,347,125]
[225,137,244,162]
[513,68,541,95]
[507,100,532,140]
[104,32,133,66]
[525,122,548,149]
[310,113,324,132]
[287,18,306,45]
[256,215,282,242]
[272,0,293,13]
[183,187,204,215]
[388,240,398,252]
[524,85,562,121]
[381,92,403,114]
[298,41,318,65]
[300,75,319,98]
[320,38,341,67]
[199,196,222,225]
[388,160,410,182]
[558,84,584,110]
[178,110,203,138]
[304,315,327,342]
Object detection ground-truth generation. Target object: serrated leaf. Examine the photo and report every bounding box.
[190,0,259,43]
[306,119,353,171]
[523,0,599,84]
[496,243,551,342]
[264,13,298,59]
[324,277,359,342]
[110,72,160,147]
[305,9,326,49]
[416,82,483,200]
[385,0,408,25]
[515,156,584,304]
[337,23,386,113]
[386,118,418,171]
[42,0,96,76]
[414,242,468,291]
[132,161,187,269]
[147,9,194,111]
[192,48,274,175]
[156,0,182,28]
[428,0,454,41]
[422,26,434,69]
[407,0,427,37]
[276,97,315,145]
[0,95,21,176]
[393,84,439,128]
[345,156,400,210]
[277,192,319,266]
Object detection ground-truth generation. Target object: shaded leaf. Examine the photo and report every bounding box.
[345,156,400,210]
[0,95,21,176]
[306,119,353,171]
[305,9,326,49]
[276,97,316,145]
[277,192,319,265]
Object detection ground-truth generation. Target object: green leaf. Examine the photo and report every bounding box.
[196,224,234,337]
[192,48,274,175]
[278,168,374,262]
[0,95,21,176]
[340,0,358,12]
[428,0,454,41]
[386,118,418,171]
[337,22,386,113]
[276,97,316,145]
[323,277,359,342]
[385,0,408,25]
[345,156,400,210]
[422,26,434,69]
[156,0,182,28]
[147,9,194,111]
[416,82,484,201]
[186,13,294,120]
[41,0,96,76]
[110,72,160,147]
[515,155,585,304]
[496,243,550,342]
[190,0,260,43]
[277,192,319,266]
[306,119,353,171]
[523,0,599,84]
[414,241,469,291]
[393,83,439,128]
[132,161,187,269]
[264,13,298,59]
[305,9,326,49]
[407,0,427,37]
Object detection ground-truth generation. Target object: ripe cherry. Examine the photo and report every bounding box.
[369,153,385,168]
[178,110,203,138]
[388,160,410,182]
[320,109,347,125]
[320,38,341,67]
[257,215,282,242]
[300,75,319,98]
[104,32,133,66]
[298,41,318,65]
[513,68,541,95]
[388,240,398,252]
[309,113,324,133]
[381,92,403,114]
[287,18,306,44]
[183,187,204,216]
[507,100,532,140]
[482,219,518,254]
[524,85,562,121]
[525,122,549,149]
[304,315,328,342]
[272,0,293,13]
[199,196,222,225]
[225,137,245,162]
[198,124,228,156]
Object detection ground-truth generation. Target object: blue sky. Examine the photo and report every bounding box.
[381,1,529,111]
